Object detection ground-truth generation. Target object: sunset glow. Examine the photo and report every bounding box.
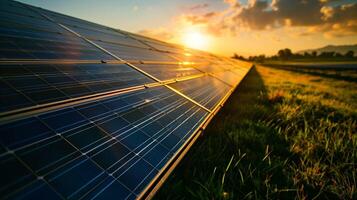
[19,0,357,56]
[182,29,209,51]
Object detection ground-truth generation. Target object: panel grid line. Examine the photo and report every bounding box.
[0,71,211,124]
[140,66,253,199]
[1,88,192,199]
[27,6,213,114]
[138,73,246,199]
[34,114,138,199]
[1,90,175,158]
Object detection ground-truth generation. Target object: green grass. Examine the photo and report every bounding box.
[262,59,357,64]
[154,65,357,199]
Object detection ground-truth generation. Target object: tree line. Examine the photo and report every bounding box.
[233,48,356,62]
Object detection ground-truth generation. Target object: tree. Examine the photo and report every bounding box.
[232,53,246,61]
[232,53,239,59]
[345,50,354,58]
[335,52,343,57]
[319,51,335,58]
[278,48,293,59]
[294,53,303,59]
[312,51,317,57]
[257,54,266,62]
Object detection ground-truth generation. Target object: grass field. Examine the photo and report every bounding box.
[155,65,357,199]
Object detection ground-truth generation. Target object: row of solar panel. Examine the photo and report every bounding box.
[0,1,250,69]
[0,0,186,62]
[0,1,113,60]
[0,1,252,199]
[0,0,243,67]
[0,61,250,112]
[0,0,250,114]
[0,86,209,199]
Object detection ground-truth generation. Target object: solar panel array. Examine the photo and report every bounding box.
[0,0,252,199]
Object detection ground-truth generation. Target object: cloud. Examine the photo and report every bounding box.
[137,0,357,44]
[188,3,209,10]
[237,0,357,27]
[183,12,219,25]
[234,0,277,29]
[224,0,241,8]
[299,2,357,37]
[180,0,357,38]
[227,0,328,30]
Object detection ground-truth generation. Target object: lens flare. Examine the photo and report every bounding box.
[182,29,209,50]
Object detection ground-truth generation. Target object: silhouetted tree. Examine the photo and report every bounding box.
[257,54,266,62]
[232,53,246,60]
[278,48,293,59]
[246,55,265,62]
[311,51,317,57]
[345,50,354,58]
[245,48,355,62]
[335,52,343,57]
[294,53,303,59]
[304,52,311,58]
[232,53,239,59]
[271,55,278,60]
[319,51,335,58]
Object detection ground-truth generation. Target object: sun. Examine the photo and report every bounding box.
[182,29,209,50]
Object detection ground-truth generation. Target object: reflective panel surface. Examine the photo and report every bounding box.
[0,87,208,199]
[169,76,232,110]
[0,63,153,112]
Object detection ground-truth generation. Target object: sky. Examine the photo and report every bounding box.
[18,0,357,57]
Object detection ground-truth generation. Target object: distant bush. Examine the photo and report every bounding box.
[232,49,356,62]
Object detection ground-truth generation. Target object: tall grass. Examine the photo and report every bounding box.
[155,65,357,199]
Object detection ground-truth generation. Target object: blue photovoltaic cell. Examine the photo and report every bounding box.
[27,5,180,62]
[0,0,113,60]
[0,86,209,199]
[169,76,232,109]
[0,6,64,35]
[128,34,185,54]
[95,41,178,62]
[135,63,203,80]
[0,63,154,112]
[70,26,148,48]
[0,0,45,19]
[33,7,149,49]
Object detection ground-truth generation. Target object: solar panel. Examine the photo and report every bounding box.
[169,76,232,110]
[0,63,154,112]
[34,8,149,49]
[124,33,186,53]
[134,63,203,80]
[1,86,208,199]
[212,70,243,86]
[0,0,252,199]
[94,41,178,62]
[0,1,113,61]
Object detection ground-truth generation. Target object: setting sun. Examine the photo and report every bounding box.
[182,29,209,50]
